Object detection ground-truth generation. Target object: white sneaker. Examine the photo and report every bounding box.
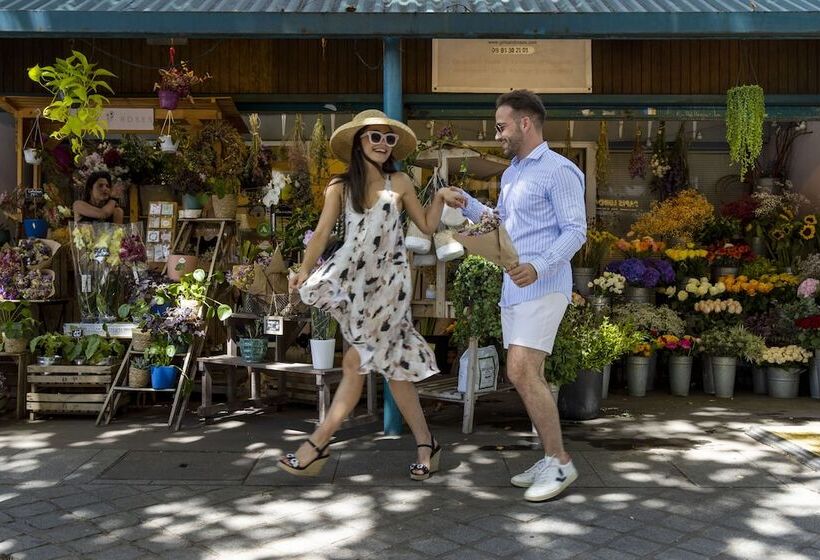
[510,457,548,488]
[523,458,578,502]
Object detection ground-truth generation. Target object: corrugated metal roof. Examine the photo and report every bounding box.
[3,0,820,13]
[2,0,820,38]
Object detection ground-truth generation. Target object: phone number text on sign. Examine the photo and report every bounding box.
[490,46,535,55]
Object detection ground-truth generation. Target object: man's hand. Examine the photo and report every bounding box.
[439,187,466,208]
[507,263,537,288]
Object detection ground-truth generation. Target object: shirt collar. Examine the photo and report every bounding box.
[511,141,550,167]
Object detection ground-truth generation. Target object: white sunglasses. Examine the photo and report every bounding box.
[363,130,399,147]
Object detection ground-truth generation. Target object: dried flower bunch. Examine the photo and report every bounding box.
[155,60,211,99]
[458,212,500,236]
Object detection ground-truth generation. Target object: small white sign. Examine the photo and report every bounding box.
[101,108,155,131]
[264,316,284,336]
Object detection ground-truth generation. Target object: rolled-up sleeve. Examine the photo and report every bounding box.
[459,189,494,223]
[530,165,587,279]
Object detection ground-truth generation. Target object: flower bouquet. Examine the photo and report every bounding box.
[605,257,675,288]
[707,243,753,269]
[631,189,714,244]
[71,222,143,322]
[656,334,698,357]
[665,247,709,285]
[760,345,812,372]
[615,234,666,258]
[699,324,765,362]
[572,226,616,271]
[72,142,130,199]
[453,211,519,270]
[611,302,686,339]
[588,271,625,296]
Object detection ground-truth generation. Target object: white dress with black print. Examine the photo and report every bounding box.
[299,175,439,381]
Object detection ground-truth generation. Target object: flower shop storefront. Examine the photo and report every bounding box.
[2,3,820,427]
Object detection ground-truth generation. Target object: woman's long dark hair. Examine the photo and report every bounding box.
[84,170,113,204]
[337,129,397,214]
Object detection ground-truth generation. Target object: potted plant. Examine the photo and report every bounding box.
[726,84,765,182]
[451,255,503,347]
[310,308,337,370]
[27,50,116,163]
[571,227,616,296]
[237,320,268,364]
[154,59,211,110]
[143,306,205,354]
[64,334,124,366]
[544,309,583,402]
[128,356,150,389]
[587,271,625,317]
[761,345,812,399]
[118,299,152,351]
[144,339,178,389]
[156,268,233,321]
[208,176,241,219]
[656,334,698,396]
[699,324,765,398]
[707,243,754,280]
[0,301,38,354]
[29,332,70,365]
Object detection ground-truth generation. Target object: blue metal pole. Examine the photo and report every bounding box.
[382,36,403,436]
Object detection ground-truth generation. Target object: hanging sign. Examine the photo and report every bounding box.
[432,39,592,94]
[101,108,155,131]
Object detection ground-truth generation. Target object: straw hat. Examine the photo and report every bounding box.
[330,109,417,163]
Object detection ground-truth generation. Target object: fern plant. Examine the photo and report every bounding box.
[726,85,765,181]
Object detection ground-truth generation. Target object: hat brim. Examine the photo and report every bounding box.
[330,116,417,163]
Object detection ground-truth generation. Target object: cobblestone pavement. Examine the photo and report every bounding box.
[1,393,818,560]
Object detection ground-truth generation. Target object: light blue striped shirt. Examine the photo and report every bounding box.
[461,141,587,307]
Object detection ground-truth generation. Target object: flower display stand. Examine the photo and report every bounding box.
[27,363,117,419]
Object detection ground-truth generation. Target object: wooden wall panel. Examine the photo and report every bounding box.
[2,38,819,98]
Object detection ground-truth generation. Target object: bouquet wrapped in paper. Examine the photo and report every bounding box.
[453,212,519,269]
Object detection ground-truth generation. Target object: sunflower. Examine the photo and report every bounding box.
[771,229,786,241]
[804,214,818,225]
[800,224,816,240]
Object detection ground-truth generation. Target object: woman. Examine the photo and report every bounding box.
[73,171,124,224]
[281,110,465,479]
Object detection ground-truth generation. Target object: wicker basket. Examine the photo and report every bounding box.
[131,330,151,352]
[128,366,150,388]
[3,337,28,354]
[212,194,237,219]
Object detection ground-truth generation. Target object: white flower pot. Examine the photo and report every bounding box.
[413,252,437,267]
[310,338,336,370]
[24,148,42,165]
[441,205,466,227]
[158,135,179,153]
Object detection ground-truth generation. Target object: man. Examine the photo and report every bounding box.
[458,89,587,502]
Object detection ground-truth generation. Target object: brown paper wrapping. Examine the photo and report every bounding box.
[453,225,519,270]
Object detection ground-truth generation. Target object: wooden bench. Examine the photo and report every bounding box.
[196,356,378,426]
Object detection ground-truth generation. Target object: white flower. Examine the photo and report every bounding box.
[677,291,688,301]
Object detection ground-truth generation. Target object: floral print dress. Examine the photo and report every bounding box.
[299,175,439,381]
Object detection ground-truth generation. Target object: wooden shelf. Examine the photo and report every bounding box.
[112,387,175,393]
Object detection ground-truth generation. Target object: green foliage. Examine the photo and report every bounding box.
[544,306,583,386]
[29,332,70,357]
[451,256,503,346]
[611,303,686,337]
[695,216,743,246]
[156,269,233,321]
[144,340,177,367]
[27,50,116,163]
[208,176,240,199]
[118,299,151,326]
[280,206,319,263]
[739,256,778,279]
[64,334,124,364]
[0,301,37,340]
[120,135,164,185]
[310,308,338,340]
[700,324,765,361]
[726,85,765,181]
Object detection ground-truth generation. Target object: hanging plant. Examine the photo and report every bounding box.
[286,114,312,209]
[27,50,116,163]
[595,121,609,188]
[661,122,690,198]
[726,85,765,182]
[649,121,670,193]
[309,116,330,210]
[628,127,646,180]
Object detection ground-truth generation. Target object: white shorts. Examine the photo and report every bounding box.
[501,293,569,354]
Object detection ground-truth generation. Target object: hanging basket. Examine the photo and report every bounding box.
[158,89,180,110]
[212,194,238,219]
[23,110,44,166]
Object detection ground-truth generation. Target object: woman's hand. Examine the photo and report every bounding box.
[288,269,309,293]
[439,187,466,208]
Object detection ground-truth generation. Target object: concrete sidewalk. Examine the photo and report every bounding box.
[1,393,819,560]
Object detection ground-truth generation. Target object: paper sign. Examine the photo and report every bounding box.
[264,316,284,336]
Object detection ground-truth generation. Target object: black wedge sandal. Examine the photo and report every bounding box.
[278,439,330,477]
[409,435,441,481]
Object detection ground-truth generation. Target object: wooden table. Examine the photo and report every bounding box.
[196,356,378,426]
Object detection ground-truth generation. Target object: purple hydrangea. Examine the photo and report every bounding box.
[647,258,675,285]
[617,258,647,286]
[641,266,661,288]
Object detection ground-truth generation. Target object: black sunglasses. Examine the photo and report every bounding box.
[363,130,399,147]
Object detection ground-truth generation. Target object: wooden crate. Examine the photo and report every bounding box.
[27,364,117,418]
